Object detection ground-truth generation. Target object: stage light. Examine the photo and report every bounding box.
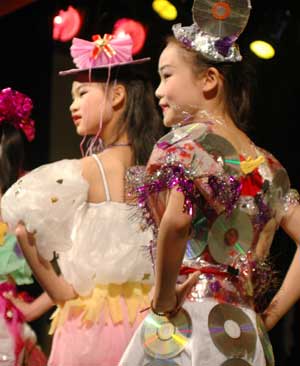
[249,9,291,61]
[249,40,275,60]
[113,18,147,55]
[152,0,177,21]
[53,6,82,42]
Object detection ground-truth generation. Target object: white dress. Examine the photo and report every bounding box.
[1,155,154,366]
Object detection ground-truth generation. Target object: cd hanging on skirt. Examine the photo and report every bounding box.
[208,208,253,265]
[256,315,275,366]
[142,308,192,360]
[192,0,251,38]
[221,359,252,366]
[208,303,257,360]
[198,133,241,176]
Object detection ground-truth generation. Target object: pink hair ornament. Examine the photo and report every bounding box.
[0,87,35,142]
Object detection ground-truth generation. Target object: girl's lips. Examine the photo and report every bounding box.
[160,105,169,113]
[72,115,81,125]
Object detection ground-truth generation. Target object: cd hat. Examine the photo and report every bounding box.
[173,0,252,62]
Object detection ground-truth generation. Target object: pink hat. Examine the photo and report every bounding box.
[59,32,150,76]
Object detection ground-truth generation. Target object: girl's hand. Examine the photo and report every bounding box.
[262,300,281,331]
[152,271,200,317]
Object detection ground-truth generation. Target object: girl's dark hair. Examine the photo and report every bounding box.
[0,123,25,194]
[92,66,164,164]
[167,37,256,131]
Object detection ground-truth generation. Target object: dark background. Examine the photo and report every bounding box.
[1,0,300,363]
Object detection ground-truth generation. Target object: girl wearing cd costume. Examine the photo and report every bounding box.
[120,1,300,365]
[1,33,163,365]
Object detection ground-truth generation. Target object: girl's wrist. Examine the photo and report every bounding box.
[151,293,178,316]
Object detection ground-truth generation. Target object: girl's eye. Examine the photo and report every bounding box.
[162,73,171,79]
[79,90,88,97]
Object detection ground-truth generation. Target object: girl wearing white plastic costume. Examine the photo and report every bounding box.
[1,33,162,365]
[120,1,300,365]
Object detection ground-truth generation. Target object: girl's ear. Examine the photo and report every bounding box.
[201,67,221,93]
[111,84,126,108]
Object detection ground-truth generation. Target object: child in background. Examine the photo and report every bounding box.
[0,87,49,365]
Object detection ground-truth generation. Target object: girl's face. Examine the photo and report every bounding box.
[156,43,204,127]
[70,81,113,136]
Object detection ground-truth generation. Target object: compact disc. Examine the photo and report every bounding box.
[185,212,208,259]
[268,168,290,207]
[185,238,207,259]
[208,209,253,265]
[198,133,240,176]
[142,308,192,359]
[208,303,256,359]
[160,123,208,146]
[145,360,180,366]
[256,315,275,366]
[192,0,251,38]
[221,359,252,366]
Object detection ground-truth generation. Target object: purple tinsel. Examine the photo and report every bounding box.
[254,194,271,230]
[137,164,197,218]
[208,175,242,215]
[215,35,237,57]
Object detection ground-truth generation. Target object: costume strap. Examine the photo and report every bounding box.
[92,154,111,201]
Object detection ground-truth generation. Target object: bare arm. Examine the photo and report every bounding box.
[15,224,77,304]
[152,189,198,313]
[263,205,300,330]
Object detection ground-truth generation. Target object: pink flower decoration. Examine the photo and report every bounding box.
[0,87,35,142]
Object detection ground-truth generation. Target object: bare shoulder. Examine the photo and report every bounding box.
[79,156,98,182]
[98,150,128,174]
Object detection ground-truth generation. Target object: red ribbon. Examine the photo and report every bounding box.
[92,34,116,59]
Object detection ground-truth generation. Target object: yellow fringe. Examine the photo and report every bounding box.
[240,155,265,175]
[49,282,152,335]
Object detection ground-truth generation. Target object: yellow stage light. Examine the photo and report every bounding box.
[152,0,177,21]
[249,40,275,60]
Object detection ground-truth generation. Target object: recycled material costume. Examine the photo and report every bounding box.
[121,117,300,366]
[1,34,154,365]
[120,1,300,365]
[1,157,153,365]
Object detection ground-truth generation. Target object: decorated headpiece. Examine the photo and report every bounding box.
[0,87,35,142]
[173,0,252,62]
[60,32,150,76]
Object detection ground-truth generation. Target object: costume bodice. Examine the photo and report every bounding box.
[1,156,154,296]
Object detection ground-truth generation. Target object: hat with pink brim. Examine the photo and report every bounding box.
[59,33,150,76]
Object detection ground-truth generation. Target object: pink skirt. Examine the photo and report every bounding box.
[48,296,148,366]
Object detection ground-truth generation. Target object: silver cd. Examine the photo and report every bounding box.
[193,0,251,38]
[208,209,253,265]
[208,303,257,360]
[198,133,241,176]
[142,308,192,359]
[269,168,290,207]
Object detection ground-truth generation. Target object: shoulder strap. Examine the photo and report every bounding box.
[92,154,111,201]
